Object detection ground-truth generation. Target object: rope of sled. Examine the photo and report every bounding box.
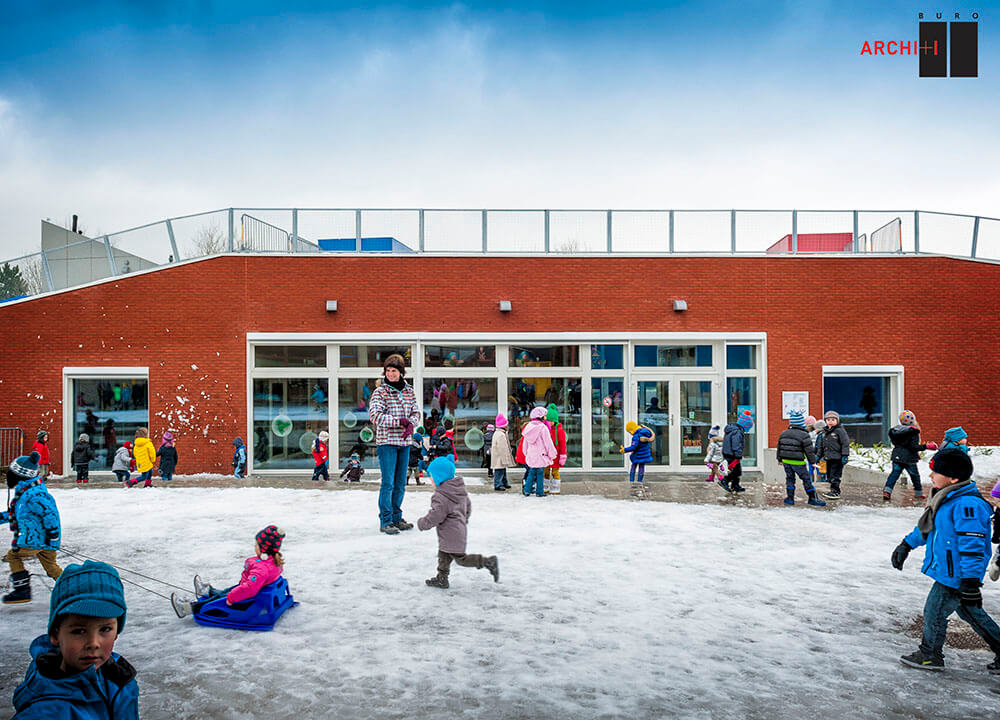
[60,547,187,601]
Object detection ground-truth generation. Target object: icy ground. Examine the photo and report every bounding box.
[2,488,999,720]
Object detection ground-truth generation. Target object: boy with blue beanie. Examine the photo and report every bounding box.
[719,410,753,493]
[11,559,139,719]
[890,448,1000,674]
[417,457,499,589]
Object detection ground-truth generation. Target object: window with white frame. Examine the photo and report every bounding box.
[822,366,903,446]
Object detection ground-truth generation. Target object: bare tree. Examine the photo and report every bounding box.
[555,237,585,254]
[193,223,227,256]
[22,258,48,294]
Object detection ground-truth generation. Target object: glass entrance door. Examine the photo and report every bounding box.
[635,377,716,469]
[636,381,670,465]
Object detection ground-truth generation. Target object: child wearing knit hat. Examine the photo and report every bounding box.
[719,411,754,493]
[989,479,1000,583]
[704,425,726,483]
[311,430,330,482]
[418,457,498,588]
[884,410,937,502]
[10,560,138,719]
[490,414,515,491]
[171,525,285,619]
[776,411,826,507]
[940,426,970,455]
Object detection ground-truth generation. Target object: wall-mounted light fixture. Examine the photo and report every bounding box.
[673,299,688,312]
[499,300,512,312]
[326,300,338,312]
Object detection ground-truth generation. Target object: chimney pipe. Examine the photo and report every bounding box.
[72,214,78,233]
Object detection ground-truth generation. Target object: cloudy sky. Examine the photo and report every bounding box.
[0,1,996,257]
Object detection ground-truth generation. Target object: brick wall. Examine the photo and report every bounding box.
[1,254,997,473]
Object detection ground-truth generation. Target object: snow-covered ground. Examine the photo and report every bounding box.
[2,488,999,719]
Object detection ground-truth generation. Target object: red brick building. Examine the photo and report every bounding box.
[1,253,997,476]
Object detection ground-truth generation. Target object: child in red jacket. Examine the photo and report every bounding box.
[31,431,50,480]
[171,526,285,618]
[311,431,330,482]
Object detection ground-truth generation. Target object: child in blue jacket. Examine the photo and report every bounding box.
[720,410,753,493]
[620,421,654,497]
[2,452,62,605]
[232,437,247,478]
[11,560,138,719]
[890,448,1000,673]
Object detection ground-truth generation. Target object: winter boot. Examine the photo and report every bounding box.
[2,571,31,605]
[784,488,795,506]
[193,575,214,598]
[882,491,892,502]
[393,519,414,531]
[899,650,943,671]
[170,592,192,618]
[807,492,827,507]
[484,556,500,583]
[380,524,400,535]
[425,575,450,589]
[987,657,1000,675]
[717,479,732,492]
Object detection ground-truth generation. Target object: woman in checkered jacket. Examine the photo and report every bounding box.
[369,354,423,535]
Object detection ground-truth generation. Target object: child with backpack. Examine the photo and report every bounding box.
[482,423,495,480]
[940,426,969,454]
[311,431,330,482]
[884,410,937,502]
[158,431,178,483]
[171,525,285,619]
[126,428,157,488]
[544,404,568,495]
[232,437,247,478]
[776,411,826,507]
[430,418,457,461]
[71,434,95,484]
[112,442,133,484]
[719,411,753,493]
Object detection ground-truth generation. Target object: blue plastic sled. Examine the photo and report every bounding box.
[192,577,298,631]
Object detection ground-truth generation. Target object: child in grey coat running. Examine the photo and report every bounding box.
[417,457,499,589]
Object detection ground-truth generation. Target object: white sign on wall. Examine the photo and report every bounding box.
[782,391,809,419]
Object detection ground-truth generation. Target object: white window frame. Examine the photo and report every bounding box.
[62,367,149,474]
[821,365,905,446]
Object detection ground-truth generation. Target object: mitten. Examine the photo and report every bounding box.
[959,578,983,608]
[618,445,625,454]
[558,454,567,466]
[925,442,938,450]
[890,541,912,570]
[841,456,849,465]
[399,418,414,438]
[988,550,1000,582]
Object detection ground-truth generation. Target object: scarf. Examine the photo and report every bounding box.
[8,479,43,547]
[917,479,976,539]
[386,378,406,392]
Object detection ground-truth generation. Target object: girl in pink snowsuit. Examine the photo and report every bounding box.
[171,525,285,618]
[520,407,557,497]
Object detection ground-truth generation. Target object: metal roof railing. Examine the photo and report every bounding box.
[2,208,998,301]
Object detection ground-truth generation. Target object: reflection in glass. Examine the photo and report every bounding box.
[637,381,670,465]
[726,345,756,370]
[591,345,624,370]
[822,375,891,446]
[337,378,381,470]
[72,378,149,470]
[508,377,582,468]
[634,345,712,367]
[422,378,497,468]
[254,345,326,367]
[509,345,580,368]
[339,345,413,368]
[424,345,495,367]
[680,380,713,465]
[591,377,624,467]
[726,377,757,467]
[253,378,328,469]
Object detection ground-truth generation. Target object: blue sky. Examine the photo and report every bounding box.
[0,1,997,256]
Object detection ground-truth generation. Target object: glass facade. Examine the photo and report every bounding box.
[510,345,580,368]
[635,345,712,367]
[72,378,148,469]
[246,340,762,472]
[725,377,757,467]
[422,378,498,468]
[591,377,624,467]
[340,345,413,368]
[823,375,891,445]
[255,346,326,367]
[253,378,328,469]
[591,344,624,370]
[726,345,756,370]
[337,378,380,470]
[424,345,495,367]
[508,377,582,468]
